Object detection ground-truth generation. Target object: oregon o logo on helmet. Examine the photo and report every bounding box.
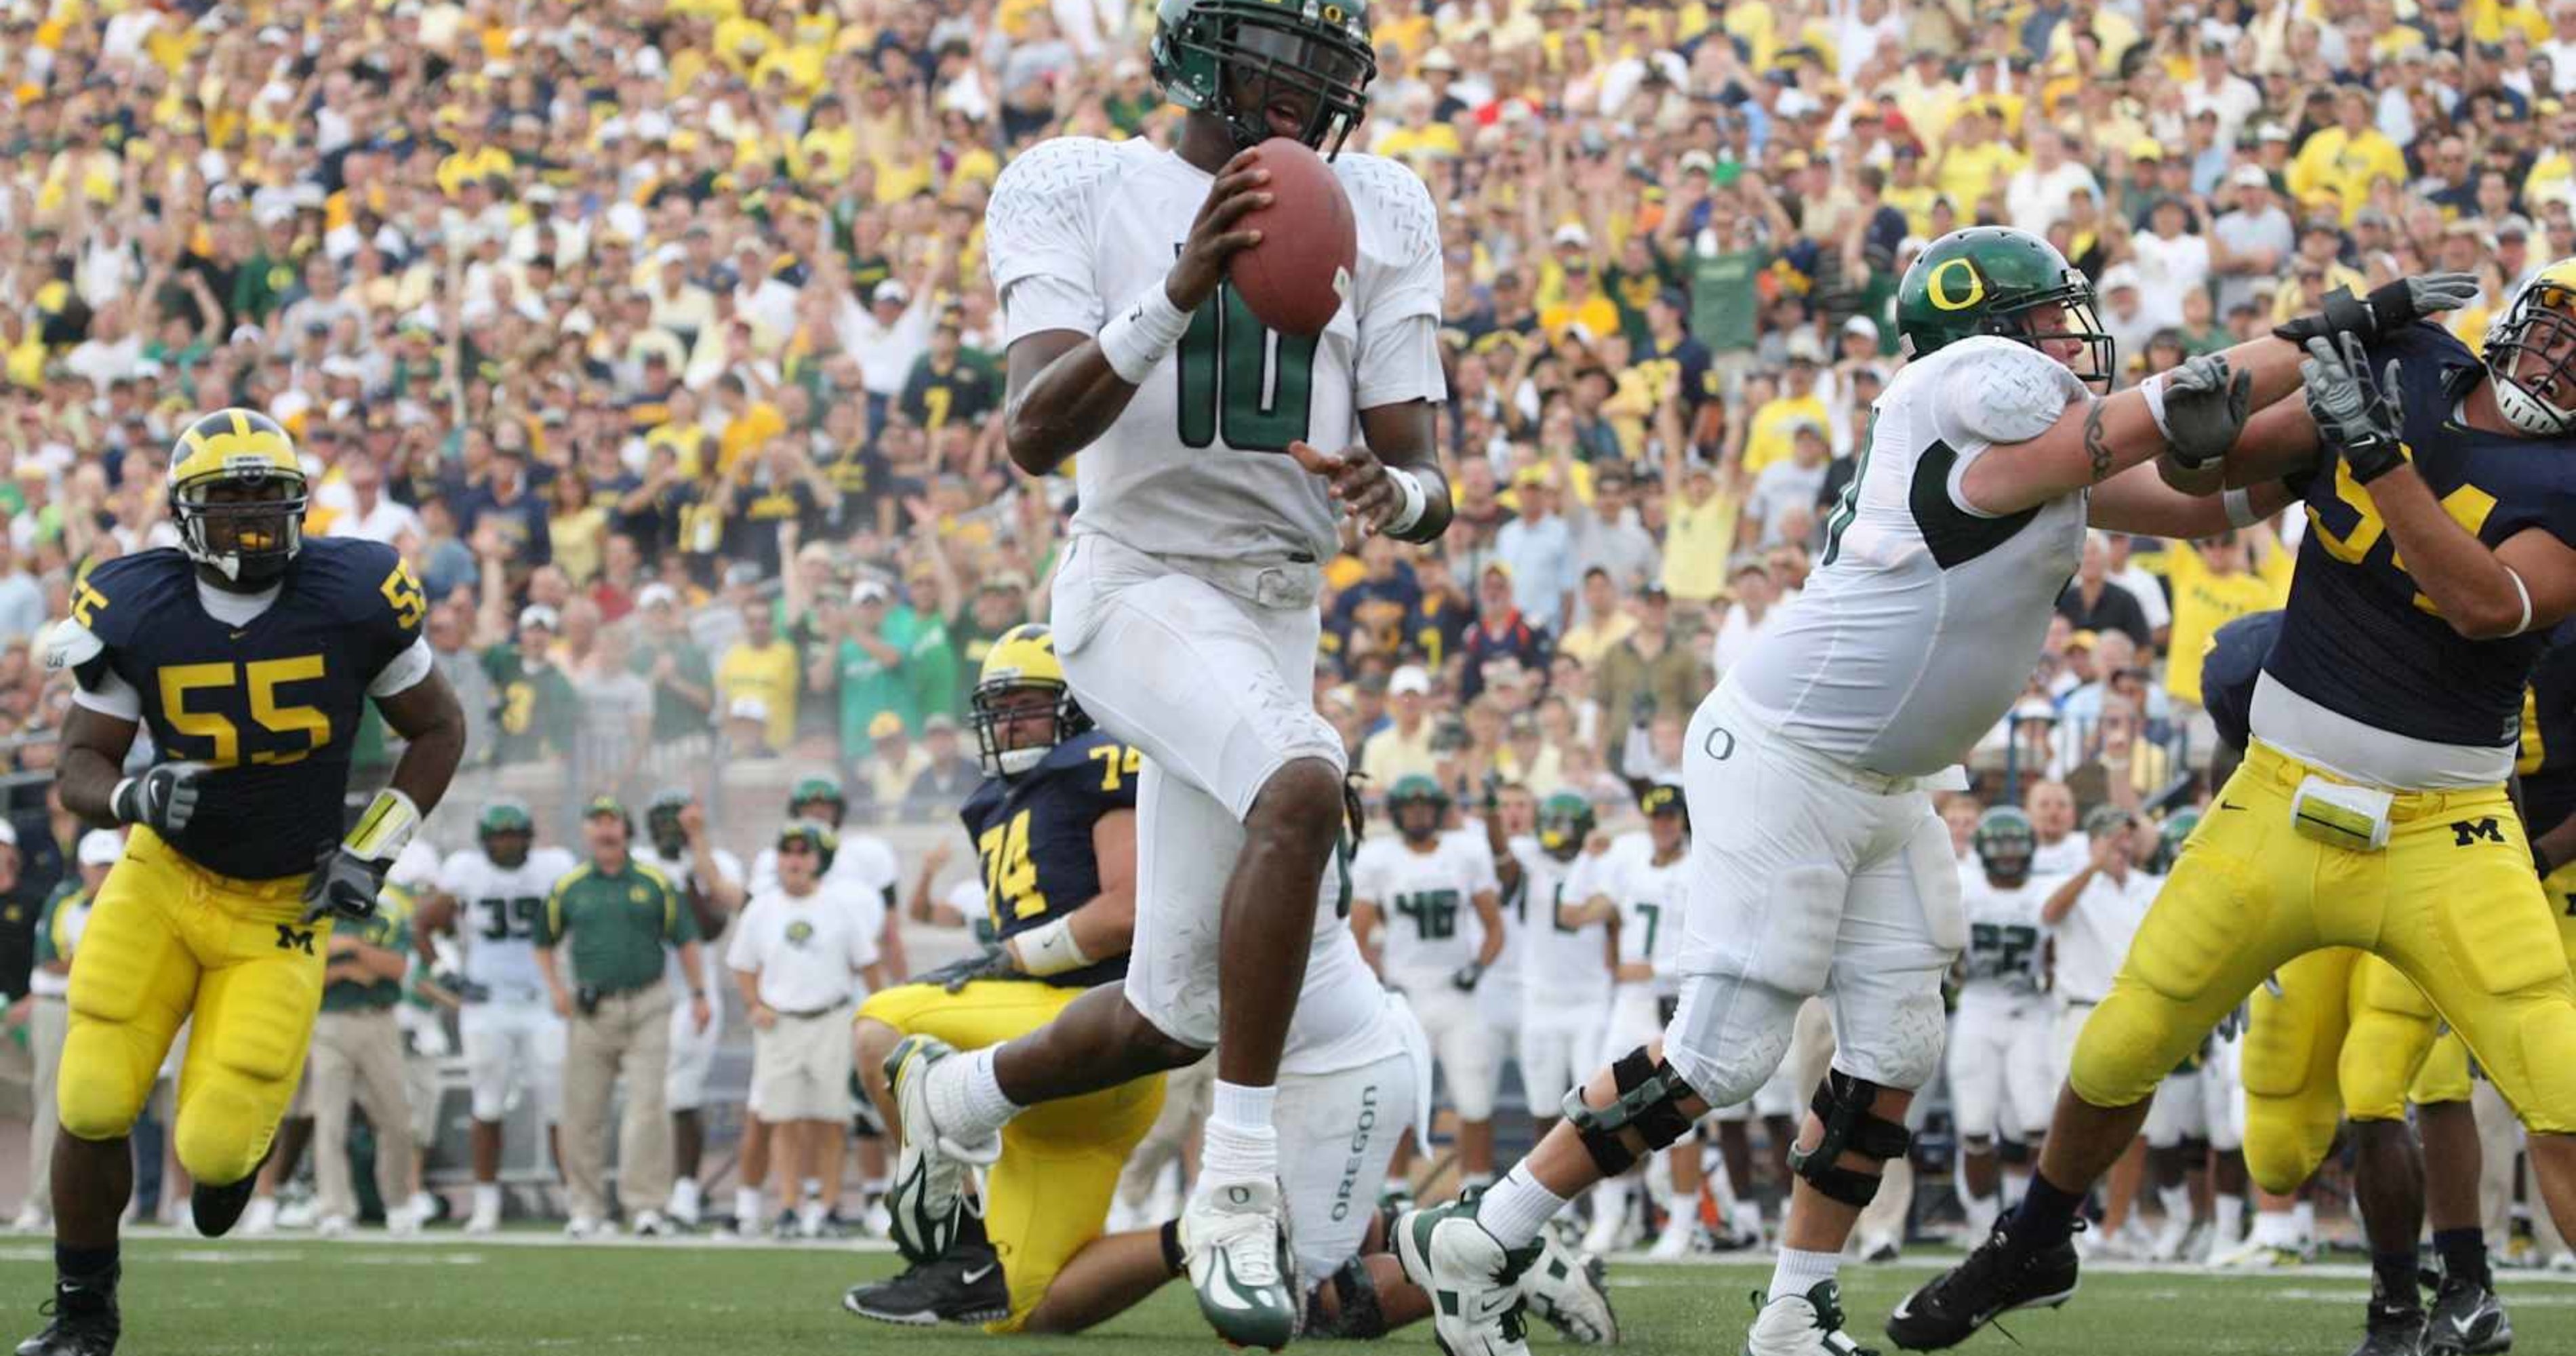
[1926,258,1986,311]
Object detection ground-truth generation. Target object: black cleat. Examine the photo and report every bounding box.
[17,1273,119,1356]
[842,1246,1011,1326]
[2348,1297,2426,1356]
[190,1175,262,1239]
[2423,1269,2511,1356]
[1885,1216,2080,1351]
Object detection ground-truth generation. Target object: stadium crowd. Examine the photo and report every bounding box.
[0,0,2570,1258]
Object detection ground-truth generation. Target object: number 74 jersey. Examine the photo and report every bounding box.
[983,136,1446,566]
[959,727,1138,990]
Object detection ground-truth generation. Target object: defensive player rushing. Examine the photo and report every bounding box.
[1401,228,2419,1356]
[1350,776,1505,1187]
[1893,265,2576,1351]
[629,789,746,1229]
[886,0,1451,1344]
[25,410,466,1356]
[1948,808,2054,1241]
[416,799,578,1235]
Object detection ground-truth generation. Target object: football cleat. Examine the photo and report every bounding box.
[189,1175,262,1239]
[1859,1229,1903,1264]
[630,1211,670,1239]
[1886,1214,2080,1351]
[1518,1232,1618,1345]
[1394,1199,1538,1356]
[842,1246,1012,1327]
[1745,1281,1876,1356]
[16,1272,118,1356]
[315,1215,350,1239]
[1182,1177,1300,1351]
[2423,1267,2512,1356]
[885,1035,1001,1264]
[234,1197,278,1238]
[2348,1296,2426,1356]
[2208,1235,2303,1271]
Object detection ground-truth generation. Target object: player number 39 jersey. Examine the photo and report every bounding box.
[983,137,1447,565]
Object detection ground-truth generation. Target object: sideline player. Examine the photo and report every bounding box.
[416,800,576,1235]
[1948,807,2053,1241]
[1893,267,2576,1350]
[887,0,1453,1344]
[26,409,466,1356]
[630,789,746,1228]
[1488,793,1614,1149]
[1403,227,2404,1356]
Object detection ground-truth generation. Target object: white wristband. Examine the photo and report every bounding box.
[1384,466,1428,535]
[1009,914,1093,977]
[2139,372,2176,443]
[2507,565,2534,637]
[2222,487,2259,529]
[1098,283,1194,384]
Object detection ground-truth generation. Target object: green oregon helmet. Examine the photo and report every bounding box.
[1535,792,1595,862]
[788,775,847,826]
[2146,807,2202,875]
[645,789,693,858]
[477,799,534,867]
[1895,226,2115,388]
[776,818,839,877]
[1150,0,1376,156]
[1972,806,2038,885]
[1387,773,1450,844]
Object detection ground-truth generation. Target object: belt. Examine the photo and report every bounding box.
[768,1002,849,1020]
[2242,740,2500,822]
[587,978,665,1000]
[2062,997,2099,1010]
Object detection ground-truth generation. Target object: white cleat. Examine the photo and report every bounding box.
[1646,1220,1697,1260]
[2550,1250,2576,1274]
[462,1204,501,1237]
[2148,1216,2191,1263]
[236,1197,280,1237]
[1744,1280,1876,1356]
[563,1216,607,1240]
[8,1207,48,1234]
[668,1180,702,1229]
[275,1196,319,1231]
[2208,1235,2300,1270]
[630,1210,669,1238]
[884,1035,1001,1263]
[1519,1231,1619,1344]
[1180,1177,1300,1351]
[1857,1229,1903,1264]
[1394,1199,1538,1356]
[316,1214,351,1239]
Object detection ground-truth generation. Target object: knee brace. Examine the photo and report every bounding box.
[1564,1047,1701,1178]
[1788,1070,1912,1208]
[1996,1138,2033,1167]
[1302,1256,1387,1340]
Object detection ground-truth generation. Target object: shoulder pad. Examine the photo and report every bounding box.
[986,136,1128,288]
[1038,730,1124,776]
[71,551,187,646]
[1933,336,2085,446]
[1333,153,1439,267]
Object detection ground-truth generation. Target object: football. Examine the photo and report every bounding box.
[1228,136,1357,338]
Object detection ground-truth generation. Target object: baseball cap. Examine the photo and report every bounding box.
[637,582,680,610]
[2230,165,2270,189]
[77,828,119,865]
[924,713,959,734]
[868,711,906,740]
[1390,664,1432,696]
[872,279,910,305]
[1843,315,1880,340]
[518,604,561,631]
[584,794,630,822]
[851,578,891,605]
[2097,264,2142,292]
[1552,222,1592,250]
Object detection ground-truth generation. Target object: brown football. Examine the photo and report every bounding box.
[1229,137,1358,338]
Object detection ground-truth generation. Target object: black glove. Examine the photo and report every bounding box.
[2272,273,2481,348]
[1450,960,1485,993]
[919,945,1019,993]
[113,761,210,835]
[302,847,389,925]
[2157,353,2254,469]
[2299,334,2407,483]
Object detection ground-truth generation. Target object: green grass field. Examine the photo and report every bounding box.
[3,1234,2573,1355]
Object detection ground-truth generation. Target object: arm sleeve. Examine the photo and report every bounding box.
[368,636,435,699]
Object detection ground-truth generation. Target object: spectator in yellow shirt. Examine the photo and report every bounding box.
[717,603,800,752]
[1740,339,1832,475]
[1933,104,2025,214]
[1661,456,1743,603]
[1539,257,1622,344]
[2286,87,2409,222]
[2156,528,2292,711]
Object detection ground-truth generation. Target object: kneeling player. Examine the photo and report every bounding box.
[27,410,466,1356]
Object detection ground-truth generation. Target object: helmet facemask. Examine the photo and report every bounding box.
[1988,290,2117,392]
[2485,279,2576,436]
[1159,1,1374,157]
[176,466,306,587]
[971,678,1083,778]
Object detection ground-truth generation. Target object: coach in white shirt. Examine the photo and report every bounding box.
[2039,806,2161,1088]
[725,821,887,1237]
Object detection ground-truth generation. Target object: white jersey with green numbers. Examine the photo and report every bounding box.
[1959,875,2048,997]
[983,136,1446,567]
[1726,336,2092,777]
[1350,833,1497,993]
[1592,831,1686,997]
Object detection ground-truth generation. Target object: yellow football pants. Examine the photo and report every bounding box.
[58,827,327,1188]
[2072,742,2576,1151]
[2238,948,2480,1195]
[858,979,1165,1332]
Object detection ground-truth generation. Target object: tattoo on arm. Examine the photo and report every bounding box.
[2083,400,2114,483]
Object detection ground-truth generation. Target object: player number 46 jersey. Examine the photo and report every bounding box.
[1351,833,1496,990]
[1729,337,2090,777]
[983,137,1447,565]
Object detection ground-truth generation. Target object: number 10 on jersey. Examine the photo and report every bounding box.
[1173,283,1319,452]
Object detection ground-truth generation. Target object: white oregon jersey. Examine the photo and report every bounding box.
[439,846,576,995]
[984,137,1446,565]
[1959,875,2048,997]
[1448,826,1514,982]
[1590,831,1687,995]
[1727,336,2091,776]
[1508,837,1613,1007]
[632,843,745,993]
[1351,832,1497,990]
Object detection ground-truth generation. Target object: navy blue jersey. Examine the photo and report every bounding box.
[2266,324,2576,749]
[2200,609,2284,754]
[2517,622,2576,834]
[957,729,1138,989]
[69,538,425,880]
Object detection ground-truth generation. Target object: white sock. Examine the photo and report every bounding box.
[2158,1184,2193,1226]
[931,1046,1020,1143]
[2291,1200,2317,1245]
[2215,1194,2245,1243]
[736,1186,764,1224]
[1202,1081,1281,1182]
[2249,1208,2293,1248]
[1478,1163,1571,1250]
[799,1199,826,1229]
[1590,1177,1630,1235]
[801,1177,824,1201]
[1768,1246,1840,1302]
[2003,1166,2033,1208]
[472,1183,500,1216]
[1461,1172,1495,1192]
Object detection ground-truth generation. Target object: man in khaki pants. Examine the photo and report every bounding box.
[537,797,710,1238]
[310,856,421,1236]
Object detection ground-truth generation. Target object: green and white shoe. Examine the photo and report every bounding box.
[1394,1199,1539,1356]
[1746,1280,1878,1356]
[1181,1177,1300,1351]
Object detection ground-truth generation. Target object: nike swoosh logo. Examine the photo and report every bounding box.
[2219,800,2247,810]
[1202,1256,1255,1311]
[961,1263,996,1284]
[2451,1315,2482,1334]
[1889,1297,1913,1321]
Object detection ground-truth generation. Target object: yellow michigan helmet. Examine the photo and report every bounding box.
[2483,257,2576,436]
[970,622,1091,776]
[167,407,308,586]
